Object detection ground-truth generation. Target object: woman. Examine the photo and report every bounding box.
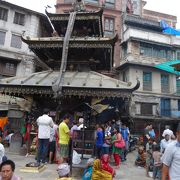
[111,126,122,168]
[92,154,115,180]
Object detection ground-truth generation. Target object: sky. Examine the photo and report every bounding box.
[4,0,180,28]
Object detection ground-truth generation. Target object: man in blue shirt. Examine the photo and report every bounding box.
[120,124,130,161]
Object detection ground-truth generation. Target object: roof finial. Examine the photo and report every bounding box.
[72,0,86,12]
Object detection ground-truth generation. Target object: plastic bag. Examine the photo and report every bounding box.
[72,150,81,164]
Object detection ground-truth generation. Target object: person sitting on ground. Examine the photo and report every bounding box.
[145,138,154,177]
[56,163,72,180]
[92,154,115,180]
[0,160,20,180]
[135,146,146,167]
[82,158,94,180]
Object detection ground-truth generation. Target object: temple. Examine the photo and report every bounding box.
[0,0,139,126]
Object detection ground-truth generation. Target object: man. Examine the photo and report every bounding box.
[160,133,171,153]
[0,160,20,180]
[120,124,130,161]
[37,108,54,164]
[59,114,71,163]
[0,143,7,164]
[162,123,180,180]
[49,124,58,164]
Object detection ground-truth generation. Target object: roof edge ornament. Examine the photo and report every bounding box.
[132,79,140,91]
[73,0,86,12]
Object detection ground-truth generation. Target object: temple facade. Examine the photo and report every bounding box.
[0,1,139,130]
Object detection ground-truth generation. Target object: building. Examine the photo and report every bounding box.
[117,12,180,133]
[0,1,52,79]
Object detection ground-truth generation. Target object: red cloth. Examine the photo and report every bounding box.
[113,153,120,166]
[24,123,32,142]
[100,154,115,176]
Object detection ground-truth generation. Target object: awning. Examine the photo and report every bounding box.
[155,60,180,75]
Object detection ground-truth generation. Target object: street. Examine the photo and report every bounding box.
[6,150,150,180]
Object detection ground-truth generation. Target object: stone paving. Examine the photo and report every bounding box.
[6,150,150,180]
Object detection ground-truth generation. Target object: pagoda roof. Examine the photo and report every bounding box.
[46,8,103,21]
[21,35,118,70]
[45,8,104,37]
[0,70,139,98]
[22,35,117,47]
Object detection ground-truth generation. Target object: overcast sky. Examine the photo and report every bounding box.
[5,0,180,28]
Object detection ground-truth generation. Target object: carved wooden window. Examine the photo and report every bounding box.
[143,72,152,91]
[13,12,25,25]
[11,34,22,49]
[161,74,169,93]
[104,17,114,36]
[0,7,8,21]
[0,31,6,45]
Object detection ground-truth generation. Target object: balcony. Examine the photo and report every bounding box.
[122,27,180,47]
[123,14,162,32]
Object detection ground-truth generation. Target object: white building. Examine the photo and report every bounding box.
[117,13,180,133]
[0,1,52,78]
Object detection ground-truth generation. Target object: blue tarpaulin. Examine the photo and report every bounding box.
[160,20,180,36]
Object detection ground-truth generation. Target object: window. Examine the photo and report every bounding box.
[13,12,25,25]
[140,43,173,60]
[177,79,180,94]
[0,31,6,45]
[143,72,152,91]
[0,61,17,76]
[161,74,169,93]
[85,0,98,3]
[161,98,171,116]
[178,100,180,111]
[10,34,22,49]
[176,51,180,60]
[0,7,8,21]
[105,0,115,7]
[104,18,114,36]
[141,103,153,115]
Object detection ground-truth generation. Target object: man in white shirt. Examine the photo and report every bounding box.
[37,108,54,164]
[0,143,5,164]
[162,123,180,180]
[160,134,171,153]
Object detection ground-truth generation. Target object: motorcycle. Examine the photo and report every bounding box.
[128,135,138,152]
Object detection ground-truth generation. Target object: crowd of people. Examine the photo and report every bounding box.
[0,108,180,179]
[135,123,180,180]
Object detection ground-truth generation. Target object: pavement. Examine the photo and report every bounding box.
[6,150,150,180]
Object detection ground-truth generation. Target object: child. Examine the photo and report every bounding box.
[135,146,146,167]
[146,138,154,177]
[102,131,111,155]
[82,158,94,180]
[152,145,162,180]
